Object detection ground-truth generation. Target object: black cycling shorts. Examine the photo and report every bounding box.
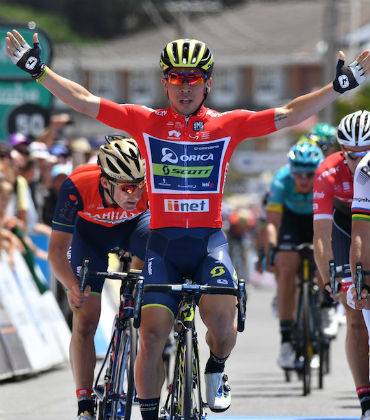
[278,208,313,251]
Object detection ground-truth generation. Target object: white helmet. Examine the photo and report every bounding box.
[337,110,370,147]
[98,135,145,182]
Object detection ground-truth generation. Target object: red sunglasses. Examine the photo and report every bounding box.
[166,72,206,86]
[109,180,145,194]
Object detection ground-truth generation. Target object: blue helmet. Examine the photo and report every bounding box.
[287,142,324,172]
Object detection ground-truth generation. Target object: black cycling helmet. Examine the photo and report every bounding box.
[159,39,214,76]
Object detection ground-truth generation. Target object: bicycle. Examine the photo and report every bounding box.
[135,276,247,420]
[281,243,328,395]
[79,248,144,420]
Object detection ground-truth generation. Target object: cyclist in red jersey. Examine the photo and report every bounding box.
[6,30,370,419]
[313,111,370,420]
[48,136,150,420]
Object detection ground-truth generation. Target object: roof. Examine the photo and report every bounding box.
[54,0,370,71]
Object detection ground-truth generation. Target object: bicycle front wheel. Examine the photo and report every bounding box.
[111,318,137,420]
[302,282,312,396]
[183,328,193,420]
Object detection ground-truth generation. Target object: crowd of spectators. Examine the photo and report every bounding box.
[0,113,102,295]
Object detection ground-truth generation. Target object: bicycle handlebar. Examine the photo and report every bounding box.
[278,242,314,252]
[137,279,247,332]
[79,257,144,290]
[143,283,238,295]
[355,262,364,301]
[328,259,341,295]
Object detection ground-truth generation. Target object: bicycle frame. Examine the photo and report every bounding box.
[79,251,144,420]
[163,292,204,420]
[293,244,317,395]
[137,278,247,420]
[281,243,324,396]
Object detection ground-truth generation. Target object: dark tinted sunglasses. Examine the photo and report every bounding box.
[292,171,316,179]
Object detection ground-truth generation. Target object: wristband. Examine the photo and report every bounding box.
[36,65,49,83]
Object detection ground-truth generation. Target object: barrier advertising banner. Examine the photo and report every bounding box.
[0,300,31,380]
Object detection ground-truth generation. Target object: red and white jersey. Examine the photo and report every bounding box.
[313,152,353,220]
[97,99,276,229]
[52,164,148,233]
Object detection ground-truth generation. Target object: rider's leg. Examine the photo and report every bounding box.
[68,293,101,415]
[341,296,370,416]
[276,251,300,326]
[135,306,173,419]
[200,294,236,412]
[275,251,300,367]
[200,294,237,358]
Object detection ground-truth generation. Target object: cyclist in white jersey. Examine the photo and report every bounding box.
[349,132,370,323]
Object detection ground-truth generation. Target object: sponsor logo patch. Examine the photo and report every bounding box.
[164,198,209,212]
[193,121,204,131]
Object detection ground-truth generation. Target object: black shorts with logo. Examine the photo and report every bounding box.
[278,208,313,251]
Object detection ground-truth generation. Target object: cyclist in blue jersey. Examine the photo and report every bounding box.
[264,142,324,369]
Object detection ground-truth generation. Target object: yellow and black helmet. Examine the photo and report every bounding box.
[159,39,214,75]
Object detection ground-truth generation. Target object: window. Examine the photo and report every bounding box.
[129,71,157,105]
[254,66,284,106]
[89,71,122,101]
[210,68,241,108]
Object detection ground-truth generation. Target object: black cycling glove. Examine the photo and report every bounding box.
[333,57,366,94]
[9,38,44,78]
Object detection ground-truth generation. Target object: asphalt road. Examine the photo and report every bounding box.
[0,283,363,420]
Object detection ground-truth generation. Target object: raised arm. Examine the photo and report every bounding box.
[6,30,100,118]
[274,50,370,130]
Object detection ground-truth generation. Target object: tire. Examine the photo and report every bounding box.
[302,282,311,396]
[318,336,325,389]
[124,319,137,420]
[183,328,193,420]
[111,319,137,420]
[324,339,330,374]
[96,399,107,420]
[170,339,183,419]
[192,340,204,420]
[96,330,118,420]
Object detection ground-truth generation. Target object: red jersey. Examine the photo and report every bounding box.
[313,152,353,220]
[97,99,276,229]
[52,164,148,233]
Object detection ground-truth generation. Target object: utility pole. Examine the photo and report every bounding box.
[321,0,338,124]
[165,1,222,38]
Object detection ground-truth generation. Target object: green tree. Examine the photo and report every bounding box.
[1,0,248,40]
[336,85,370,125]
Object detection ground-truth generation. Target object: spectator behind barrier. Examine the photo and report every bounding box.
[42,163,72,226]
